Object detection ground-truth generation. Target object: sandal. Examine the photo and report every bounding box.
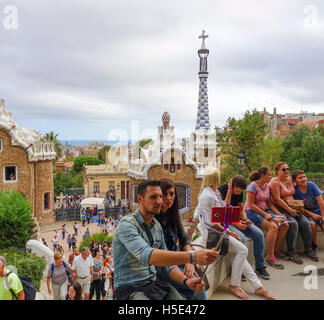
[255,287,276,300]
[229,286,249,300]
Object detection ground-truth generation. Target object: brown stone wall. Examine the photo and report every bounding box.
[0,129,34,211]
[129,162,202,222]
[35,160,55,226]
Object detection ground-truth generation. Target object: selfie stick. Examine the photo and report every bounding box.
[192,205,232,299]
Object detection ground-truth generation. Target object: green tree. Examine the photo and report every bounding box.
[282,125,324,172]
[54,171,83,195]
[42,131,63,159]
[65,154,75,162]
[98,145,111,162]
[0,190,33,249]
[216,109,283,182]
[72,156,104,173]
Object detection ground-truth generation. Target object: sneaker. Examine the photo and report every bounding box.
[255,266,270,280]
[274,250,290,261]
[305,248,319,262]
[241,274,247,281]
[265,256,284,270]
[287,251,303,264]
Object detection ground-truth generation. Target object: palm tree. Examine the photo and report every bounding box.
[42,131,63,159]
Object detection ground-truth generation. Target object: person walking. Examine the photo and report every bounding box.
[46,252,69,300]
[52,231,59,252]
[73,222,79,236]
[0,256,25,300]
[71,234,77,251]
[61,224,66,240]
[70,247,94,300]
[81,210,86,227]
[89,248,106,300]
[67,234,72,251]
[86,207,92,224]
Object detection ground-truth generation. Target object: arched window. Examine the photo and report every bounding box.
[44,192,50,211]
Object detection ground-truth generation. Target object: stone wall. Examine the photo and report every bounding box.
[129,162,202,221]
[35,160,55,226]
[0,129,55,225]
[0,129,35,211]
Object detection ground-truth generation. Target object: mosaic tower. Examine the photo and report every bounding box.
[195,30,210,132]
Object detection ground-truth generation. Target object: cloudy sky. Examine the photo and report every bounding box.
[1,0,324,141]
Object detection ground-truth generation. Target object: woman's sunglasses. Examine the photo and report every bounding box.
[281,168,290,172]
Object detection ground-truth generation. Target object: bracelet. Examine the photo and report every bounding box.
[189,250,196,265]
[183,277,189,288]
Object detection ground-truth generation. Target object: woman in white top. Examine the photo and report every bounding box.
[196,168,275,300]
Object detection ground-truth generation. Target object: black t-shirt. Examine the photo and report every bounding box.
[217,184,243,207]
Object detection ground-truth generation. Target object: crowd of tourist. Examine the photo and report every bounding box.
[1,161,323,300]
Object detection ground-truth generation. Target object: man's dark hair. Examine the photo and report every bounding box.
[232,175,247,189]
[292,170,304,181]
[137,180,161,197]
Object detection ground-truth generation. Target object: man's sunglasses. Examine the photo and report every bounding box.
[281,168,290,172]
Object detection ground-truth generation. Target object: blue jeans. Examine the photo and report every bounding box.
[156,265,207,300]
[228,223,265,270]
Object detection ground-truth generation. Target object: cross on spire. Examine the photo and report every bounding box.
[199,30,208,49]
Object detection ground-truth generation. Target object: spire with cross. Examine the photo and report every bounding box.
[195,30,210,132]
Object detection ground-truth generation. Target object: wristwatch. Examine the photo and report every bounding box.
[183,277,189,288]
[189,250,196,265]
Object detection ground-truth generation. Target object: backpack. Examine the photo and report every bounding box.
[5,271,36,300]
[50,261,72,285]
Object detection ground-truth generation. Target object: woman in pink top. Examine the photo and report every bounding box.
[245,167,288,270]
[269,162,318,263]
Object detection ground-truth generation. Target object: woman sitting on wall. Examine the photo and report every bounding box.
[245,167,289,271]
[292,170,324,252]
[196,167,275,300]
[155,179,207,300]
[269,162,318,263]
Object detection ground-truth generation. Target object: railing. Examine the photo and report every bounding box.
[54,206,81,221]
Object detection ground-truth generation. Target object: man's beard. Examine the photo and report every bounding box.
[143,204,161,216]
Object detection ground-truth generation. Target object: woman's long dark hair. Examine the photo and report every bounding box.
[73,282,82,300]
[159,179,180,228]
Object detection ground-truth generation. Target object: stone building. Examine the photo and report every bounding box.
[0,100,56,225]
[263,107,324,138]
[83,163,130,204]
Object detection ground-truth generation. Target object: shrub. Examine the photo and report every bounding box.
[305,172,324,178]
[308,162,324,173]
[0,190,33,250]
[0,248,46,291]
[78,232,113,251]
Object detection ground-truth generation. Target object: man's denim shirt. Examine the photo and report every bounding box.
[113,208,178,289]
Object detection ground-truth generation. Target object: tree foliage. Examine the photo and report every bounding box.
[282,125,324,172]
[216,109,283,182]
[98,145,111,162]
[0,191,33,249]
[54,171,83,195]
[78,233,113,251]
[42,131,63,159]
[0,248,46,291]
[72,156,104,173]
